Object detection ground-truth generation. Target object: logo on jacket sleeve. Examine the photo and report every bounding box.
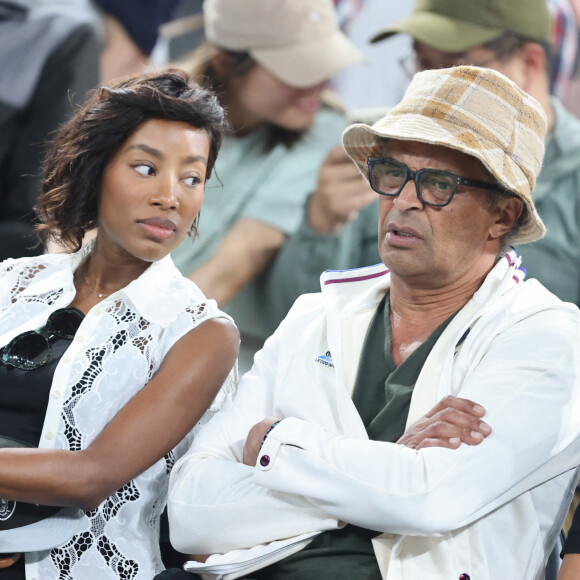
[315,350,334,368]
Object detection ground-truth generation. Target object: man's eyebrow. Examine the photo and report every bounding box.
[127,144,207,165]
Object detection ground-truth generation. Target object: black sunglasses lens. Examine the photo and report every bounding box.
[45,308,84,339]
[2,332,50,370]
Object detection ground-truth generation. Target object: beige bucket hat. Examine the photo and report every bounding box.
[342,65,547,244]
[203,0,364,88]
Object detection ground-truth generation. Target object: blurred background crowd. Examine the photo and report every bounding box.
[2,0,580,574]
[3,0,580,363]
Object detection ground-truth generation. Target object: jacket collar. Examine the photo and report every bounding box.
[320,249,526,318]
[320,263,390,317]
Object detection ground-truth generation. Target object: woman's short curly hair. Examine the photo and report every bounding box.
[36,68,226,251]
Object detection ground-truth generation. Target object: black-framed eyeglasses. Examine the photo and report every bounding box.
[0,307,84,371]
[367,157,501,207]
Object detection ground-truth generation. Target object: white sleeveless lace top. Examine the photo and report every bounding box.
[0,244,237,579]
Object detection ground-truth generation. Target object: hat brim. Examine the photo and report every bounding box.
[370,12,504,52]
[1,505,86,552]
[342,120,546,245]
[251,31,365,88]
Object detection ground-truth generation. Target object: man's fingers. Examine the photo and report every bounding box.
[426,395,486,418]
[414,437,462,450]
[413,427,488,450]
[399,397,491,450]
[421,418,491,443]
[436,407,491,433]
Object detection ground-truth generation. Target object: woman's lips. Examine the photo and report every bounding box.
[138,217,176,241]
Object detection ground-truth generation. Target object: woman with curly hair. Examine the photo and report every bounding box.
[0,68,238,580]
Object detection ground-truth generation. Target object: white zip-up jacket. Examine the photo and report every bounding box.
[169,250,580,579]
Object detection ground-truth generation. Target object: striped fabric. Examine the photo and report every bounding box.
[342,65,547,244]
[549,0,580,97]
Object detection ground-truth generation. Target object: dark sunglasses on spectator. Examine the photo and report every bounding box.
[0,307,84,371]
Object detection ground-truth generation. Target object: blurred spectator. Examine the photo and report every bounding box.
[549,0,579,96]
[0,0,99,261]
[169,0,364,370]
[550,0,580,117]
[161,0,204,63]
[330,0,412,112]
[94,0,183,82]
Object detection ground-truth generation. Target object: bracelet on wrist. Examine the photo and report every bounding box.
[259,420,281,451]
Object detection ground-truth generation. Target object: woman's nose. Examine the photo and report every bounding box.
[150,179,178,209]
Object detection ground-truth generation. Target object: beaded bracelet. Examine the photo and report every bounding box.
[259,420,281,451]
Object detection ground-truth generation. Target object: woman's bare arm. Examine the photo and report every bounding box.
[558,554,580,580]
[0,317,239,510]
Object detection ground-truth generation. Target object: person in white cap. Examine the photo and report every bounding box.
[162,66,580,580]
[169,0,365,371]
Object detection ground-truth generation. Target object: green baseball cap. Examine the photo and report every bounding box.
[370,0,552,52]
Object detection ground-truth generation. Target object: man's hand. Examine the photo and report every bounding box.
[397,396,491,450]
[308,145,376,235]
[243,417,282,466]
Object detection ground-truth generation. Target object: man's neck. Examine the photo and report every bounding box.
[388,272,487,365]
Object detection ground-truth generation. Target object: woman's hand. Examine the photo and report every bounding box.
[397,396,491,450]
[243,417,281,466]
[0,553,22,569]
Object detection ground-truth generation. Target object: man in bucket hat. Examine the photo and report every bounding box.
[264,0,580,330]
[161,66,580,579]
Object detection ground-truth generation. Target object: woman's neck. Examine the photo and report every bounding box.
[72,239,150,310]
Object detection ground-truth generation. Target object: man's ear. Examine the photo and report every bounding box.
[489,196,524,240]
[514,42,547,93]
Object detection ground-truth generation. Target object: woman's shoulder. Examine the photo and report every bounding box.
[0,251,75,293]
[126,256,235,330]
[1,251,71,274]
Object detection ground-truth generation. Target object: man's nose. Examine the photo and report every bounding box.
[392,178,423,211]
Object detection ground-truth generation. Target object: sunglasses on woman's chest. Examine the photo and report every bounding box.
[1,307,84,371]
